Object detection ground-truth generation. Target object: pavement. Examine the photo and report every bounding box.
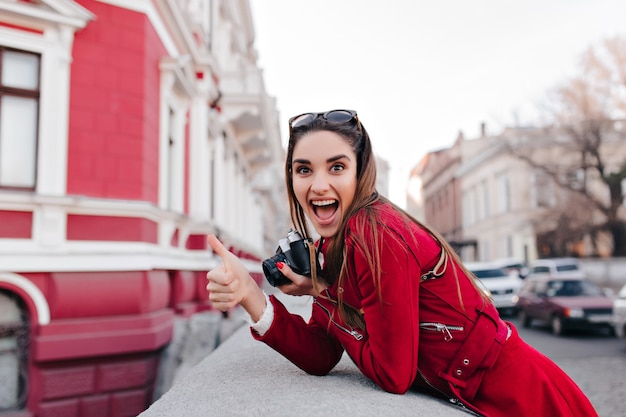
[552,356,626,417]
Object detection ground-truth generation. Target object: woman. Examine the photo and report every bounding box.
[206,109,598,417]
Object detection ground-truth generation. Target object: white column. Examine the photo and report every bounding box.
[38,27,74,196]
[224,146,235,235]
[188,97,209,220]
[236,168,244,239]
[214,136,226,226]
[207,137,215,222]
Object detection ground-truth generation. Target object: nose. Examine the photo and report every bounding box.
[310,172,330,194]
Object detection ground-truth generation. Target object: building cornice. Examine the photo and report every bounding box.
[0,0,94,29]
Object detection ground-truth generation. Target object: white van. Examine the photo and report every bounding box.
[492,258,529,279]
[528,258,585,280]
[465,261,524,316]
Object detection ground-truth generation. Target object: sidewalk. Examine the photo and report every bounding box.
[139,292,469,417]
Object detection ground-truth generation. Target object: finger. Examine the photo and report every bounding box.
[208,234,231,272]
[207,234,230,259]
[206,267,235,287]
[278,262,307,285]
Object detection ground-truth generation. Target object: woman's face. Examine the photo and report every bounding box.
[291,130,358,237]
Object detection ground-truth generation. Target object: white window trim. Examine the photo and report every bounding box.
[0,272,50,325]
[0,5,92,251]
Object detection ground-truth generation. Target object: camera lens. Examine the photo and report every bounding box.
[262,254,291,287]
[262,259,279,283]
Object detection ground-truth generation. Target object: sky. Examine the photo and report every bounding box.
[249,0,626,207]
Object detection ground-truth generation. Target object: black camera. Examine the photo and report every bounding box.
[262,229,317,287]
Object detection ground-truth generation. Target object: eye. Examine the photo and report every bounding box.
[295,165,311,175]
[330,163,345,173]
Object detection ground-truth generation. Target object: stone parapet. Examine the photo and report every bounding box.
[140,294,467,417]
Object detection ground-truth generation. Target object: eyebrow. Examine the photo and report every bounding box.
[292,154,352,165]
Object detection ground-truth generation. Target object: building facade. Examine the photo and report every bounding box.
[407,132,465,250]
[407,125,626,263]
[0,1,286,416]
[455,128,540,262]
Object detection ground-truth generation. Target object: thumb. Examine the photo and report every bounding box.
[207,234,231,261]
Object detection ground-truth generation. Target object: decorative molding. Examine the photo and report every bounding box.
[0,272,50,325]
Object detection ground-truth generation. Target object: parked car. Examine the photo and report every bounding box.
[516,276,614,336]
[492,257,530,279]
[527,258,585,280]
[465,261,523,316]
[613,283,626,346]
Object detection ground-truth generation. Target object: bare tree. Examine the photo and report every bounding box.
[509,36,626,257]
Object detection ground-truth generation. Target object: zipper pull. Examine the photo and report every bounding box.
[431,323,453,341]
[350,330,364,340]
[441,324,453,341]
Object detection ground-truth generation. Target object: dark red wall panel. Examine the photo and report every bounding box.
[0,210,32,238]
[35,310,173,361]
[44,270,168,319]
[66,215,158,243]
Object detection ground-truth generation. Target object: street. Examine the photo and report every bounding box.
[508,315,626,417]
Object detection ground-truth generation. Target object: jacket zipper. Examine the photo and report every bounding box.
[417,370,480,416]
[314,299,364,341]
[419,322,464,341]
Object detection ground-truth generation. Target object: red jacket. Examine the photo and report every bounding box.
[254,202,598,417]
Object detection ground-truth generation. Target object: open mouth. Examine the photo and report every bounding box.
[311,199,338,222]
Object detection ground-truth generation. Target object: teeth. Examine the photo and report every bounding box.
[312,199,336,206]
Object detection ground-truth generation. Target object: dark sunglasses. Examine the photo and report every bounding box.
[288,109,359,133]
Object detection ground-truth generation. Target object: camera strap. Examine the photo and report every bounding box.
[420,248,448,282]
[306,239,318,282]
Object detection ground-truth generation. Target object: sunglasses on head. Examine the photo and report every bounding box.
[288,109,359,133]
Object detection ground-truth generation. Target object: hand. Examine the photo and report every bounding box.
[206,234,266,320]
[276,261,327,297]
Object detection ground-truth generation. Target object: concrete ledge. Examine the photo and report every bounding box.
[139,294,467,417]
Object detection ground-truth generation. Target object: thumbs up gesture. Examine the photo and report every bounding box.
[206,234,267,321]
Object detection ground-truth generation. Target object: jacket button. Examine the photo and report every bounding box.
[463,358,470,366]
[456,369,462,376]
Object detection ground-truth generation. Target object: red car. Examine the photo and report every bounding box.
[516,276,614,336]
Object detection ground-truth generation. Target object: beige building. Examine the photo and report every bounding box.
[456,128,541,262]
[408,124,626,263]
[407,133,465,250]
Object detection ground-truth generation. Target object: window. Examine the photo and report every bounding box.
[556,264,580,273]
[159,57,192,213]
[0,48,40,189]
[0,290,29,412]
[502,235,513,258]
[531,171,554,208]
[563,169,585,191]
[480,179,489,219]
[462,190,470,226]
[480,240,490,262]
[496,174,511,213]
[471,268,508,279]
[167,107,176,210]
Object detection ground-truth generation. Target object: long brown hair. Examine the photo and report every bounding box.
[285,115,488,329]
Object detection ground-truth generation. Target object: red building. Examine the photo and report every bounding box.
[0,1,283,416]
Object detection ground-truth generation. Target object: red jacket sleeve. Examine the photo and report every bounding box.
[251,295,345,376]
[323,222,423,394]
